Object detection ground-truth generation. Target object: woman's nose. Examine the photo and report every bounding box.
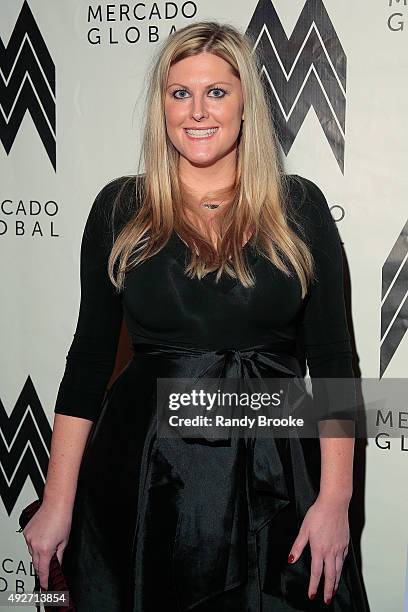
[191,97,208,121]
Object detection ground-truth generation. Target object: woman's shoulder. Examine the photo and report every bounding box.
[87,173,145,237]
[285,173,329,214]
[284,173,338,244]
[93,173,145,214]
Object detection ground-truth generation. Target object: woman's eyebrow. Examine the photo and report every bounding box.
[167,81,233,89]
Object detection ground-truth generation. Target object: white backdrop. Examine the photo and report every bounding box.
[1,1,407,610]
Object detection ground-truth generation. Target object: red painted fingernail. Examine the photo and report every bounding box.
[310,593,316,600]
[326,597,332,605]
[287,554,295,563]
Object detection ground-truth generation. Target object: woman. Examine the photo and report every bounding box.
[21,21,367,612]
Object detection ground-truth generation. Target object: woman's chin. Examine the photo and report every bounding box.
[180,145,238,167]
[181,152,222,168]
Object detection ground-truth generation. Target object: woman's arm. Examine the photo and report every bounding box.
[42,414,94,510]
[22,176,136,589]
[287,175,357,605]
[318,433,354,506]
[23,414,93,591]
[53,177,131,421]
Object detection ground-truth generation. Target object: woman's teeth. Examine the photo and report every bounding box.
[184,128,218,138]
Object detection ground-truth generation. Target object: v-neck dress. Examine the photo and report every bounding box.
[54,174,367,612]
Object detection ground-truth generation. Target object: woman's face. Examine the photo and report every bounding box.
[164,52,244,168]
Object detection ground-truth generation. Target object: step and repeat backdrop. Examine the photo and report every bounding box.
[1,1,407,610]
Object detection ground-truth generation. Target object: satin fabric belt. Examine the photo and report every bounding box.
[130,341,314,611]
[131,339,302,377]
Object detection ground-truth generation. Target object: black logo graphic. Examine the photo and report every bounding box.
[381,219,408,377]
[246,0,346,173]
[0,376,51,516]
[0,0,56,170]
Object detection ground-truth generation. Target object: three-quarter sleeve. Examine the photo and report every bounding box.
[293,175,357,423]
[54,177,130,422]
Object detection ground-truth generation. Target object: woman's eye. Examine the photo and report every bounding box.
[172,88,227,99]
[173,89,189,99]
[209,88,226,97]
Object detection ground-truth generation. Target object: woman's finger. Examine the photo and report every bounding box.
[308,551,323,600]
[333,552,344,593]
[31,550,40,577]
[287,526,308,564]
[37,553,52,590]
[323,554,336,605]
[343,544,349,561]
[56,543,65,566]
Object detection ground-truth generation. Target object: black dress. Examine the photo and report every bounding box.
[54,174,367,611]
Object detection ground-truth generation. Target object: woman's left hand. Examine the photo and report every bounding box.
[287,494,350,605]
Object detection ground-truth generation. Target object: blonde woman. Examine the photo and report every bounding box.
[21,21,367,612]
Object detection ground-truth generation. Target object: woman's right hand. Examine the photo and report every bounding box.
[22,500,73,590]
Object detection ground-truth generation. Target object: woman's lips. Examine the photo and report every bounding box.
[183,127,219,140]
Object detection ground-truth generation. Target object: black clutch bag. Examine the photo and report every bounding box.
[17,499,76,612]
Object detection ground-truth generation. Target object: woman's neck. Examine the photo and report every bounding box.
[178,151,237,209]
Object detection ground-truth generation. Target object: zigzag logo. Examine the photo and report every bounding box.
[246,0,346,173]
[381,219,408,377]
[0,0,56,169]
[0,376,51,516]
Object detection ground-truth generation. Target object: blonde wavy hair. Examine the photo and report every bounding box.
[108,20,315,296]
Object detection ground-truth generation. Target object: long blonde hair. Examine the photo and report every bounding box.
[108,21,315,297]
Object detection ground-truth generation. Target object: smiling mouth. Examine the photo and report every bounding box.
[184,127,219,139]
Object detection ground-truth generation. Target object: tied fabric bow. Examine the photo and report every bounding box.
[130,342,319,611]
[153,342,309,444]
